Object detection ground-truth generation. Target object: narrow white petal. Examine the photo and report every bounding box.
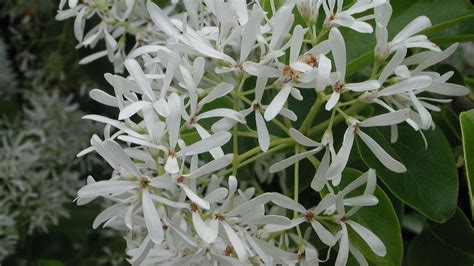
[222,222,248,262]
[197,108,245,123]
[357,130,407,173]
[346,80,381,92]
[311,149,330,191]
[329,27,346,79]
[179,132,231,156]
[264,84,292,121]
[104,139,142,177]
[344,195,379,206]
[204,187,228,203]
[269,148,321,173]
[391,16,431,45]
[192,212,218,243]
[335,225,350,266]
[379,76,432,96]
[255,111,270,152]
[326,127,355,182]
[289,128,321,147]
[360,109,411,127]
[325,92,340,111]
[125,59,156,101]
[426,82,469,96]
[142,189,164,244]
[89,89,118,107]
[147,2,179,36]
[270,192,306,213]
[118,101,150,120]
[347,220,387,256]
[311,221,336,246]
[78,50,108,64]
[199,83,234,106]
[164,156,180,174]
[184,154,233,178]
[93,203,126,229]
[181,184,210,210]
[290,25,307,63]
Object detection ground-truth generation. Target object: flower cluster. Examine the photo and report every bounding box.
[60,0,469,265]
[0,90,101,260]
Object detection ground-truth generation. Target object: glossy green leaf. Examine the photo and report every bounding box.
[460,109,474,220]
[322,168,403,266]
[356,125,458,222]
[408,208,474,266]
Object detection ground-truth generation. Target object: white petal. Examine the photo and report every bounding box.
[244,215,292,226]
[326,127,355,183]
[184,154,233,178]
[192,212,218,243]
[311,149,330,191]
[270,192,306,213]
[142,189,164,244]
[166,93,182,149]
[289,128,321,147]
[125,59,156,101]
[164,156,180,174]
[179,132,231,156]
[345,80,380,92]
[426,82,469,96]
[325,92,340,111]
[222,222,248,262]
[360,109,411,127]
[269,148,322,173]
[89,89,118,107]
[333,18,373,33]
[344,195,379,206]
[204,187,228,203]
[357,130,407,173]
[118,101,150,120]
[290,25,307,63]
[311,221,336,246]
[329,27,346,79]
[379,48,407,83]
[391,16,431,45]
[197,108,246,123]
[335,225,350,266]
[181,184,210,210]
[199,83,234,106]
[255,111,270,152]
[379,76,432,96]
[347,220,387,256]
[264,84,292,121]
[147,2,179,36]
[79,50,108,64]
[93,203,126,229]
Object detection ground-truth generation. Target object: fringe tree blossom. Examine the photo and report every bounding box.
[58,0,469,264]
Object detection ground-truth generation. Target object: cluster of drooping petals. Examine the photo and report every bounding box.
[60,0,469,265]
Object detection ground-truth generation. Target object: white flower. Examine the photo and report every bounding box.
[330,170,387,266]
[323,0,387,33]
[326,110,410,184]
[325,28,381,110]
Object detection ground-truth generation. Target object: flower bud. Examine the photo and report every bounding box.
[295,0,322,24]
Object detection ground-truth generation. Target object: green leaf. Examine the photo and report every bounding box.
[460,109,474,220]
[408,208,474,266]
[356,125,458,222]
[322,168,403,266]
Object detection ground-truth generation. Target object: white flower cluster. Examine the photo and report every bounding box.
[61,0,469,265]
[0,90,101,261]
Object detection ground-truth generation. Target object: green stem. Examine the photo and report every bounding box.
[299,93,323,133]
[293,145,304,247]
